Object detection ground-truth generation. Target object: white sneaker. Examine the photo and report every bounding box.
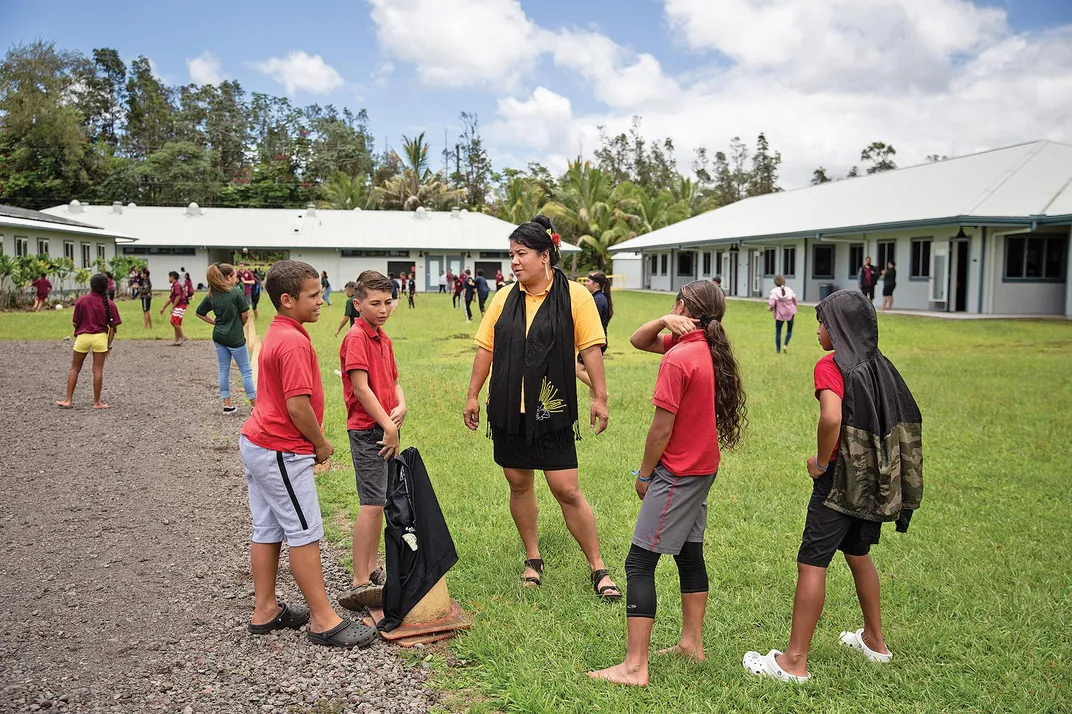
[838,629,893,663]
[742,649,809,683]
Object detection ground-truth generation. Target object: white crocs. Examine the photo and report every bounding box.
[742,649,810,683]
[838,629,893,663]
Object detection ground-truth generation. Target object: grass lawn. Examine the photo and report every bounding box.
[5,290,1072,713]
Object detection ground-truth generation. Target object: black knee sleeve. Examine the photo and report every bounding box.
[625,544,660,619]
[674,541,709,594]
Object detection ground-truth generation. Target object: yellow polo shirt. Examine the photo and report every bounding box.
[475,279,607,412]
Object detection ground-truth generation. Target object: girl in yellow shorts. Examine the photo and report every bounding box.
[57,273,121,409]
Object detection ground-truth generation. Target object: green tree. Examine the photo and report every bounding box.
[322,171,369,210]
[304,105,375,184]
[371,133,463,210]
[125,56,174,158]
[448,112,493,209]
[0,40,92,208]
[542,160,633,271]
[861,141,897,174]
[135,141,221,204]
[496,176,545,225]
[811,167,832,185]
[77,48,127,151]
[748,132,781,196]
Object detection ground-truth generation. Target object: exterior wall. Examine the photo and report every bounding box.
[0,226,117,292]
[985,226,1070,315]
[612,255,643,289]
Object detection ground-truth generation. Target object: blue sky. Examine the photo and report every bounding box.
[3,0,1071,187]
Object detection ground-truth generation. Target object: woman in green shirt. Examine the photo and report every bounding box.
[196,263,257,413]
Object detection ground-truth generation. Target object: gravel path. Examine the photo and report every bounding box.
[0,341,435,714]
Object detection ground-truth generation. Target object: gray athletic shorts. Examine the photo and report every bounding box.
[349,427,390,506]
[239,435,324,547]
[632,463,717,555]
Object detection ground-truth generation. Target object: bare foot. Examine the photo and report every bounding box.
[93,402,110,409]
[56,400,72,409]
[655,644,705,662]
[586,663,648,687]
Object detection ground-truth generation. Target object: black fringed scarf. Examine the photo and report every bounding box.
[488,268,579,446]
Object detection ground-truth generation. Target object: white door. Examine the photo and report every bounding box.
[426,256,442,292]
[751,250,762,296]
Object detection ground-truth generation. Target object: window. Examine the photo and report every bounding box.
[340,249,409,257]
[660,254,668,276]
[849,243,865,278]
[702,251,712,275]
[677,252,694,277]
[16,236,29,257]
[715,251,724,273]
[479,251,510,259]
[81,243,91,268]
[97,244,106,261]
[37,238,50,256]
[64,241,75,261]
[877,241,896,270]
[762,248,776,277]
[649,254,658,275]
[783,247,796,277]
[122,246,195,256]
[910,238,932,278]
[813,244,835,279]
[1004,236,1067,281]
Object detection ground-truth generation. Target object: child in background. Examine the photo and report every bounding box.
[31,273,52,312]
[196,263,256,413]
[160,271,189,346]
[184,272,195,303]
[768,275,798,354]
[452,273,463,309]
[334,281,359,338]
[57,273,121,409]
[320,271,332,306]
[239,260,375,648]
[588,280,747,687]
[407,273,416,309]
[138,268,153,329]
[744,289,923,683]
[577,272,613,393]
[250,269,263,319]
[337,270,406,611]
[106,272,116,301]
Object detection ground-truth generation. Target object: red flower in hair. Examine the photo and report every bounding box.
[551,232,561,247]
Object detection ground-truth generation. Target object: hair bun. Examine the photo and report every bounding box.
[529,215,554,233]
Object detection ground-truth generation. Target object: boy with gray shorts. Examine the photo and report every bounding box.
[239,260,376,648]
[337,271,406,611]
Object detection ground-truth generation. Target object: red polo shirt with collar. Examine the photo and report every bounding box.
[653,331,720,476]
[242,315,324,454]
[340,317,399,431]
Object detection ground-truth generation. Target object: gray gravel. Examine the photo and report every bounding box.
[0,340,435,713]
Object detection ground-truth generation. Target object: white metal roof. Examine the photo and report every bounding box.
[612,140,1072,252]
[40,204,580,253]
[0,214,137,241]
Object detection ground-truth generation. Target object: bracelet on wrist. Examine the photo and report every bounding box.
[815,457,829,472]
[632,469,652,482]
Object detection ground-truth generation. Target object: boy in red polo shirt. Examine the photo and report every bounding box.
[588,280,747,687]
[160,271,188,346]
[238,260,375,649]
[337,270,406,611]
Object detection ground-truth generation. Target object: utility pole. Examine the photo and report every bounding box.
[455,144,462,207]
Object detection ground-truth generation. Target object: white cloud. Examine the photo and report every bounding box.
[371,61,394,88]
[186,51,223,86]
[481,2,1072,188]
[367,0,540,88]
[251,51,344,95]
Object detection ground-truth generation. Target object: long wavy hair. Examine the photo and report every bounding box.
[207,263,235,296]
[676,280,747,449]
[588,271,614,320]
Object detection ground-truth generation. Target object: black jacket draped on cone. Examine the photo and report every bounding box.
[816,290,924,531]
[377,447,458,632]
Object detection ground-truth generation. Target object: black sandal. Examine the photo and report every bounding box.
[590,568,622,601]
[522,558,544,587]
[247,602,310,635]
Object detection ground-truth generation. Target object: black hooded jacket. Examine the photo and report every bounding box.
[816,290,923,530]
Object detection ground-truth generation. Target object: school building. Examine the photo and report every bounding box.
[0,204,133,290]
[611,140,1072,317]
[40,203,578,291]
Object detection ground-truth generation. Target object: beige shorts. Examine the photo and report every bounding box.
[73,333,109,354]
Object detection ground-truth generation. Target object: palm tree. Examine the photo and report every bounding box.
[617,182,677,235]
[542,160,634,271]
[498,176,545,225]
[323,171,369,210]
[370,133,463,210]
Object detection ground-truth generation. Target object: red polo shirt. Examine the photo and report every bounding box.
[73,294,122,336]
[170,280,187,307]
[814,352,844,463]
[653,331,720,476]
[340,318,399,431]
[242,315,324,454]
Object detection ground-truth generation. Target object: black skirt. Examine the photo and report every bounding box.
[493,422,578,471]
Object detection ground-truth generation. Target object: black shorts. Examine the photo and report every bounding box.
[251,291,261,308]
[141,296,152,312]
[861,285,875,300]
[882,284,895,297]
[797,468,881,567]
[493,425,578,472]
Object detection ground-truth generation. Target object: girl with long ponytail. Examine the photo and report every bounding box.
[57,273,121,409]
[195,263,257,413]
[589,279,746,687]
[577,271,614,392]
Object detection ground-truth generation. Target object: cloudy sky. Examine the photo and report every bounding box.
[3,0,1071,187]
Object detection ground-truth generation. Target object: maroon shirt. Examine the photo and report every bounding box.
[170,280,188,307]
[239,270,254,298]
[73,294,122,336]
[32,277,51,299]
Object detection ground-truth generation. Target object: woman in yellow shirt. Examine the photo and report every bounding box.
[464,216,621,601]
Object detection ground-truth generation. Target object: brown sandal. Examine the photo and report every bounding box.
[591,568,622,601]
[522,558,544,586]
